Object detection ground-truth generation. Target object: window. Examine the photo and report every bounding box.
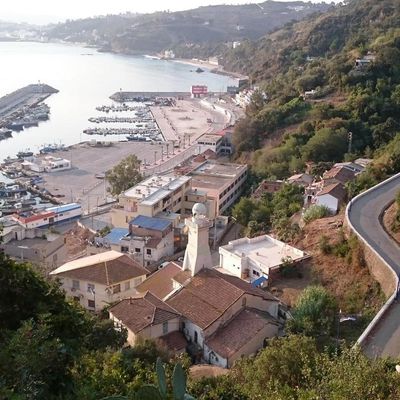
[121,246,129,253]
[125,281,130,291]
[194,331,198,344]
[146,249,152,255]
[134,277,142,287]
[162,321,168,335]
[252,270,260,277]
[112,284,121,294]
[88,299,95,308]
[135,247,141,253]
[242,297,247,307]
[72,280,80,290]
[73,296,80,302]
[87,283,95,293]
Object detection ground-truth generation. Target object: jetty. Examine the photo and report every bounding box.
[0,83,58,128]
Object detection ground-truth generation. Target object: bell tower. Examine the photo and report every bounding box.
[182,203,212,276]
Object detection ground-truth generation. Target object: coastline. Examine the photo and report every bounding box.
[171,58,248,81]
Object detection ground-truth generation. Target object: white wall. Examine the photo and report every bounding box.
[59,274,146,312]
[316,194,339,214]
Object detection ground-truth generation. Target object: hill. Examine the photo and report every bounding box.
[226,0,400,186]
[44,1,331,54]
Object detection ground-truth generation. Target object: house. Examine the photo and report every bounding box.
[315,183,347,214]
[50,250,148,311]
[322,166,356,186]
[103,215,174,268]
[108,203,281,367]
[287,173,314,187]
[1,231,67,270]
[109,291,185,351]
[218,235,307,282]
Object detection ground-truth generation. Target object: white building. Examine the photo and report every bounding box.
[196,134,223,155]
[112,175,192,227]
[314,183,347,214]
[219,235,307,282]
[22,156,71,173]
[50,250,148,312]
[12,203,82,229]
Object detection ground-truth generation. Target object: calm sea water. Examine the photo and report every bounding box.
[0,42,236,160]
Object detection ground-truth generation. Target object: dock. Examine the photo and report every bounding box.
[0,84,58,128]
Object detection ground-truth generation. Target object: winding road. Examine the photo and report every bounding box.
[347,173,400,358]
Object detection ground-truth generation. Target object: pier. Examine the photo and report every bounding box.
[0,83,58,129]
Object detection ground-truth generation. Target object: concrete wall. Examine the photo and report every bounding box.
[316,194,339,214]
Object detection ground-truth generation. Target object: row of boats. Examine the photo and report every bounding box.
[96,104,149,113]
[88,116,154,124]
[5,103,50,131]
[83,127,161,137]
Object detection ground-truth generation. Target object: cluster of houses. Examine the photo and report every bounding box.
[50,202,306,367]
[253,159,371,214]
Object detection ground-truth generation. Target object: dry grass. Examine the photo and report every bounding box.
[383,202,400,244]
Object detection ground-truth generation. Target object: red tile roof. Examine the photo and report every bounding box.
[158,331,187,352]
[136,262,182,299]
[166,269,277,329]
[323,166,356,184]
[109,292,180,334]
[205,308,278,358]
[317,182,347,201]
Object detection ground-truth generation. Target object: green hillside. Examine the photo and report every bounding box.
[228,0,400,188]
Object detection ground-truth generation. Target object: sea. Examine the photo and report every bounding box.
[0,41,236,160]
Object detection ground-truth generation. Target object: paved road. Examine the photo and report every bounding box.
[348,174,400,358]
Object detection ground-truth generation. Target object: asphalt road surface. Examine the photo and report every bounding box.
[348,174,400,358]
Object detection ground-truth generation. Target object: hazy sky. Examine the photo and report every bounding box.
[1,0,340,25]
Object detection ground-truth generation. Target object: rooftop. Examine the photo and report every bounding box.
[109,292,180,334]
[130,215,172,232]
[190,161,247,191]
[123,175,191,206]
[104,228,130,245]
[197,134,223,144]
[205,308,278,359]
[323,166,356,184]
[136,262,182,300]
[317,182,347,200]
[50,250,148,285]
[166,268,277,330]
[220,235,306,271]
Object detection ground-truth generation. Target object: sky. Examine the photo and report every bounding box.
[1,0,340,25]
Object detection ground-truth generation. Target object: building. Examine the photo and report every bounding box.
[21,156,71,173]
[13,203,82,229]
[252,180,284,198]
[355,54,375,69]
[196,134,223,155]
[322,166,356,186]
[1,231,67,269]
[190,85,208,98]
[235,89,255,108]
[114,203,281,367]
[219,235,307,283]
[190,161,248,215]
[50,251,148,311]
[287,173,313,187]
[104,215,174,267]
[112,175,192,228]
[109,291,185,352]
[315,183,347,214]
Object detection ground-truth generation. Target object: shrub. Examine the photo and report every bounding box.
[303,205,330,223]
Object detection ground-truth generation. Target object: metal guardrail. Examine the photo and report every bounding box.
[345,172,400,347]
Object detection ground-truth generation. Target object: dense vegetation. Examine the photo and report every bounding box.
[227,0,400,187]
[0,254,187,399]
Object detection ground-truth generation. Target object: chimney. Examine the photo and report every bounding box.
[129,297,133,304]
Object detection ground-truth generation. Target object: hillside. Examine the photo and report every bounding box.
[226,0,400,186]
[44,1,331,54]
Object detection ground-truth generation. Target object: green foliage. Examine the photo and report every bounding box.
[303,205,330,223]
[106,154,142,196]
[287,286,337,337]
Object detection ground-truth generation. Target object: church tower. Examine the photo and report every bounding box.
[182,203,212,276]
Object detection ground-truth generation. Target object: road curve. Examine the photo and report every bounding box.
[347,173,400,358]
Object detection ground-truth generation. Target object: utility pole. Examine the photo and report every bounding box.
[347,131,353,154]
[154,151,158,165]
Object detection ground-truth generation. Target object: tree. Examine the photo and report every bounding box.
[287,286,337,337]
[232,197,256,226]
[106,154,142,196]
